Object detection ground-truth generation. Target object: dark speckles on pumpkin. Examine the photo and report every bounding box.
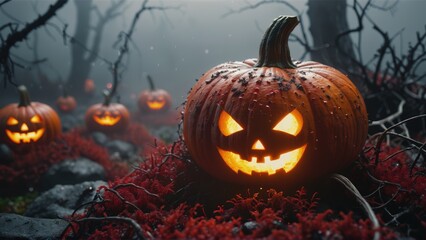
[238,77,248,86]
[300,77,307,81]
[232,88,244,97]
[279,82,291,91]
[248,72,258,79]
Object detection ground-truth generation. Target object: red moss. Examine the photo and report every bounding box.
[64,142,398,239]
[346,143,426,238]
[0,130,128,196]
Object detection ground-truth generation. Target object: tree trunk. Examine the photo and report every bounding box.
[307,0,367,94]
[65,0,93,98]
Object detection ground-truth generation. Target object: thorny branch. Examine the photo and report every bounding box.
[107,0,181,102]
[359,113,426,236]
[62,138,187,239]
[0,0,68,87]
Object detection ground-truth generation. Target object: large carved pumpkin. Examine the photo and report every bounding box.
[183,16,368,185]
[137,75,172,113]
[85,91,130,133]
[0,85,61,148]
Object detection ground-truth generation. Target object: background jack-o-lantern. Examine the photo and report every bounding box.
[85,91,130,133]
[84,78,96,96]
[137,75,172,113]
[55,86,77,113]
[183,16,368,185]
[0,85,62,149]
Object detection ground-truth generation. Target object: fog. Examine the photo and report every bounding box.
[1,0,425,108]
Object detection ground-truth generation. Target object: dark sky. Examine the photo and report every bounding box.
[1,0,425,108]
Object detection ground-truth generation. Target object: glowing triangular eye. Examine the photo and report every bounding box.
[30,115,42,123]
[7,117,19,125]
[252,140,265,150]
[273,109,303,136]
[219,111,244,136]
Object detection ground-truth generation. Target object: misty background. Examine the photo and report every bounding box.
[0,0,425,109]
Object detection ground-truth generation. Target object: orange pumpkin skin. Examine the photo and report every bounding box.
[56,96,77,113]
[137,75,172,113]
[0,86,62,149]
[85,103,130,134]
[183,16,368,185]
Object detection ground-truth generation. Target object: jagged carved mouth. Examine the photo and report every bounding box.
[6,129,45,144]
[147,101,165,110]
[217,144,307,175]
[93,116,121,126]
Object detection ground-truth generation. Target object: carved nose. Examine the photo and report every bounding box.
[251,140,265,150]
[21,123,29,131]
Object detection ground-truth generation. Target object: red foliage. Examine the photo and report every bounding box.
[355,144,425,208]
[64,142,398,239]
[347,143,426,238]
[0,130,128,196]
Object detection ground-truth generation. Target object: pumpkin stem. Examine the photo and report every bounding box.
[102,90,112,106]
[17,85,32,107]
[331,174,380,240]
[255,15,298,69]
[60,85,68,98]
[147,75,155,90]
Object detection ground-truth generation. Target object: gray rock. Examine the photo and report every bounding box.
[105,140,137,159]
[39,158,106,191]
[242,221,259,234]
[0,144,14,164]
[25,180,106,219]
[60,114,80,132]
[90,131,109,145]
[0,213,68,239]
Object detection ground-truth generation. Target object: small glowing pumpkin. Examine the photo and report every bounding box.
[0,85,61,148]
[183,16,368,185]
[85,91,130,133]
[137,75,172,113]
[56,87,77,113]
[84,79,96,95]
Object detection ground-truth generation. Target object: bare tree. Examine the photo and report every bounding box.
[65,0,127,98]
[0,0,68,88]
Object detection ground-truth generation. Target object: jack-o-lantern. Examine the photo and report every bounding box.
[84,79,95,95]
[85,91,130,133]
[137,75,172,113]
[183,16,368,185]
[56,87,77,113]
[0,85,61,148]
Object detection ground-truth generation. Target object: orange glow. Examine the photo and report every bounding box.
[147,101,166,110]
[7,117,19,125]
[217,145,307,175]
[252,140,265,150]
[5,115,46,143]
[6,129,45,144]
[273,109,303,136]
[218,110,243,136]
[30,115,42,123]
[93,112,121,126]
